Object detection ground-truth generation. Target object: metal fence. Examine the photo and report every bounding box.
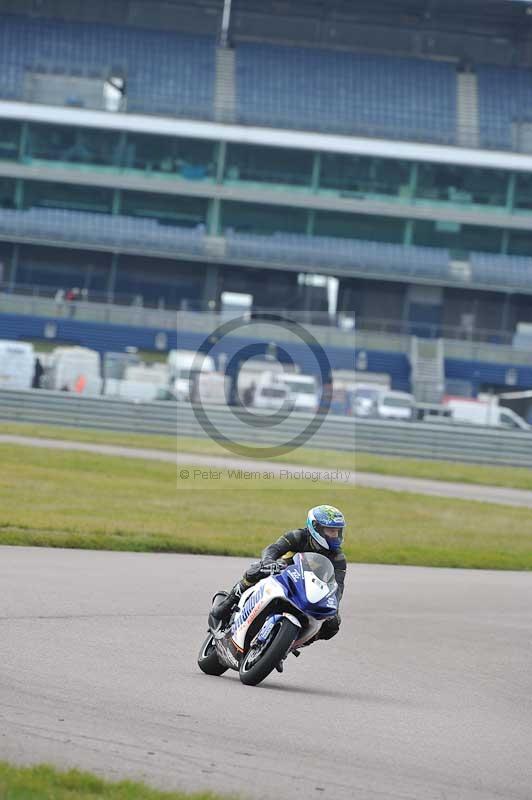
[1,388,531,468]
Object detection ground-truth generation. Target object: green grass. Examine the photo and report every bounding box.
[1,421,531,491]
[0,762,227,800]
[1,443,531,570]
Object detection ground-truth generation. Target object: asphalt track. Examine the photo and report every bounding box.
[1,434,532,507]
[1,546,531,800]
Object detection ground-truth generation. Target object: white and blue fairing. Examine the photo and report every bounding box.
[229,552,338,653]
[273,552,338,619]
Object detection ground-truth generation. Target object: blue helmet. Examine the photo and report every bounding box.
[307,505,345,552]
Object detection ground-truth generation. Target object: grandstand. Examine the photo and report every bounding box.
[1,0,532,402]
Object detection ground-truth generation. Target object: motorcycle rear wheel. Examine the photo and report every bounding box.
[197,633,228,676]
[239,618,299,686]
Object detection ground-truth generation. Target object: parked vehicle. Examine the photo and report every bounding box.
[168,349,215,401]
[277,373,319,413]
[104,363,170,402]
[377,390,415,421]
[236,358,285,405]
[352,386,415,421]
[445,398,530,431]
[251,372,290,411]
[0,340,35,390]
[191,371,230,406]
[41,346,102,395]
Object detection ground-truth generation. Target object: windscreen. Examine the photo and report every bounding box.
[300,552,337,593]
[355,388,378,400]
[382,396,412,408]
[283,380,316,395]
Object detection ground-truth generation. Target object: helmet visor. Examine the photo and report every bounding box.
[318,524,344,546]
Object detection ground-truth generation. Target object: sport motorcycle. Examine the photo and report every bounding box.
[197,551,338,686]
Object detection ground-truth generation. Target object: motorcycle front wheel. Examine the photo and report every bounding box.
[239,618,299,686]
[197,632,228,676]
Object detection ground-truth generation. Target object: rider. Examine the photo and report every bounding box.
[212,504,346,642]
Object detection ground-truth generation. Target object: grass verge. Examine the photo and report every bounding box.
[0,762,225,800]
[1,421,531,492]
[1,443,531,570]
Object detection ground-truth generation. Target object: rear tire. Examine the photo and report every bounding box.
[197,633,227,676]
[239,618,299,686]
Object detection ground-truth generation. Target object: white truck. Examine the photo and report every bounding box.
[41,346,102,395]
[445,398,530,431]
[168,349,215,402]
[0,340,35,390]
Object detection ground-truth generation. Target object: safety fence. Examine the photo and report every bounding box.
[1,388,531,468]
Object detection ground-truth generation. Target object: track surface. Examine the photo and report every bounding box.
[1,546,531,800]
[2,434,532,507]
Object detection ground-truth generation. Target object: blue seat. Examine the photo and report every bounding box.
[0,13,215,118]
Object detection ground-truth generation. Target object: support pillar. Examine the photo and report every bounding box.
[202,263,219,312]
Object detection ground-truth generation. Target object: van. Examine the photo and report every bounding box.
[0,340,35,390]
[236,358,285,405]
[445,398,530,431]
[191,371,229,406]
[352,386,415,421]
[168,350,215,402]
[277,373,319,413]
[42,346,102,395]
[251,372,289,411]
[377,390,415,421]
[104,363,170,402]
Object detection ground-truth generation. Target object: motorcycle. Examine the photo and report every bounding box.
[197,551,338,686]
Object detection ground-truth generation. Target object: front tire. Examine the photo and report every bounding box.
[239,618,299,686]
[197,633,227,676]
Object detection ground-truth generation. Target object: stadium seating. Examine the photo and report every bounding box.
[226,231,532,293]
[235,43,457,144]
[0,207,206,257]
[226,230,451,281]
[3,14,532,153]
[3,206,531,294]
[470,251,532,290]
[0,14,215,119]
[477,65,532,150]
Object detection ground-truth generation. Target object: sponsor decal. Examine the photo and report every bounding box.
[231,584,265,633]
[287,567,300,582]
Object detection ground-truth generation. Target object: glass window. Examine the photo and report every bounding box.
[514,173,532,212]
[413,220,503,253]
[320,153,411,199]
[314,211,405,243]
[0,120,21,161]
[121,191,207,227]
[225,144,313,187]
[0,178,16,209]
[508,229,532,256]
[416,163,508,208]
[27,123,120,167]
[23,180,113,213]
[125,133,215,180]
[221,201,307,235]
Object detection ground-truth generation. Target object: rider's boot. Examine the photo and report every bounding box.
[211,581,244,626]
